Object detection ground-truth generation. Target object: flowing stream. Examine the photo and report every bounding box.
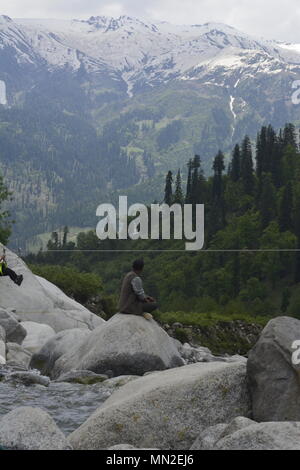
[0,374,112,435]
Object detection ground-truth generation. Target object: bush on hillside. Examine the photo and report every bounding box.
[30,264,102,303]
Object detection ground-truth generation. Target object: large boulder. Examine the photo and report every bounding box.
[0,243,104,332]
[21,321,56,354]
[0,325,5,364]
[0,407,72,450]
[6,342,32,369]
[247,316,300,422]
[0,342,5,364]
[30,328,91,377]
[191,417,255,450]
[215,422,300,450]
[0,308,26,344]
[52,313,185,379]
[5,371,50,387]
[0,325,6,342]
[190,424,228,450]
[68,361,250,450]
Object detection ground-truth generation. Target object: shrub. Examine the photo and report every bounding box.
[30,264,102,303]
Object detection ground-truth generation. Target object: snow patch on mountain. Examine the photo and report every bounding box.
[279,43,300,54]
[2,15,300,94]
[0,80,7,105]
[230,96,237,120]
[230,95,236,138]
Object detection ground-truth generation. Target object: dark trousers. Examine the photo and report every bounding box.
[0,266,18,283]
[120,302,159,316]
[142,302,159,313]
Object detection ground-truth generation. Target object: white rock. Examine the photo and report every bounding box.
[0,243,104,332]
[0,326,6,364]
[0,308,26,344]
[52,313,185,379]
[0,407,72,450]
[30,328,92,377]
[68,361,250,450]
[6,342,32,369]
[21,321,56,354]
[215,421,300,450]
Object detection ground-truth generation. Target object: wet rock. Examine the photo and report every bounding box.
[0,308,26,345]
[6,371,50,387]
[0,407,72,450]
[6,342,32,369]
[21,321,56,354]
[54,370,108,385]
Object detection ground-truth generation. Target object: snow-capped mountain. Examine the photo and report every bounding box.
[1,14,300,97]
[2,14,300,250]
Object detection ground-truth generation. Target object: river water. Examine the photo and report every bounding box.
[0,379,112,435]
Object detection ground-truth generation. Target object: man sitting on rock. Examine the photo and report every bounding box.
[118,259,158,320]
[0,253,23,286]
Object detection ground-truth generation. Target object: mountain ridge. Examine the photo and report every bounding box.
[1,14,300,249]
[2,14,300,97]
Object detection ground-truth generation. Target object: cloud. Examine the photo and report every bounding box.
[1,0,300,42]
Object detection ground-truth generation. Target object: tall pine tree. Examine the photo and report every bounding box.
[241,135,255,195]
[260,173,277,229]
[279,183,293,232]
[185,159,193,204]
[164,171,173,205]
[229,144,241,182]
[174,170,184,205]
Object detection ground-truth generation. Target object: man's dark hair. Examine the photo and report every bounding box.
[132,259,144,271]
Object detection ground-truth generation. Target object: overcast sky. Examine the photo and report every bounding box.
[1,0,300,43]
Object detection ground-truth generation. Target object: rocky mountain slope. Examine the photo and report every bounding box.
[1,15,300,247]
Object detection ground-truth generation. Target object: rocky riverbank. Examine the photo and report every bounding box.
[1,244,300,450]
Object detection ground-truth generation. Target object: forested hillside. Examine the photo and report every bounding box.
[26,123,300,324]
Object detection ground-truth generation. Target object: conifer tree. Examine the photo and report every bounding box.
[174,170,184,205]
[190,155,201,204]
[241,136,255,195]
[256,126,267,179]
[230,144,241,182]
[164,171,173,205]
[292,185,300,282]
[279,183,293,232]
[212,151,225,200]
[260,173,277,229]
[283,123,298,149]
[185,159,193,203]
[63,226,69,246]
